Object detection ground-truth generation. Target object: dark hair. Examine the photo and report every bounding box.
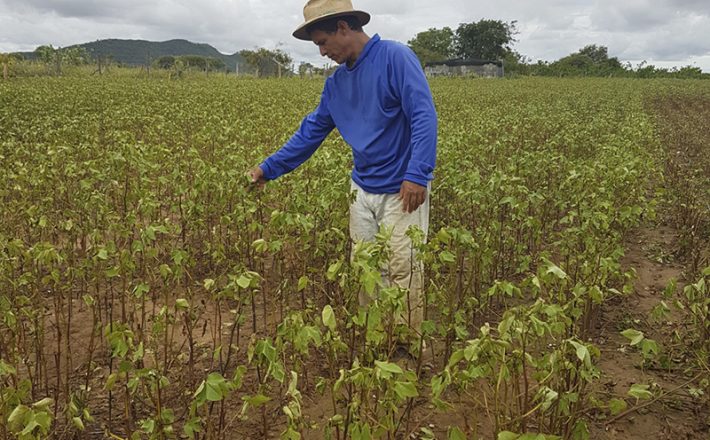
[306,15,362,35]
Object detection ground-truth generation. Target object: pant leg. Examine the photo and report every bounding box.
[349,180,379,307]
[349,180,379,243]
[380,185,430,336]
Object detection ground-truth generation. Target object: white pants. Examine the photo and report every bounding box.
[349,180,430,334]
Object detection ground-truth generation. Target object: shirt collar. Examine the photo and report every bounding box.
[347,34,380,71]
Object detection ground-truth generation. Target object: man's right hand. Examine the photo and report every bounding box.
[247,166,267,188]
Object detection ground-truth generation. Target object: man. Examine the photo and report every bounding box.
[248,0,437,347]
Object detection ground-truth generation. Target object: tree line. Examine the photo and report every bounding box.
[0,45,299,79]
[2,20,707,80]
[407,19,707,79]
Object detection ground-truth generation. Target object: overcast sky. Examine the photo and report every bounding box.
[1,0,709,72]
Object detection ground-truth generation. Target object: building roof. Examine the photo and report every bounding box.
[425,58,503,68]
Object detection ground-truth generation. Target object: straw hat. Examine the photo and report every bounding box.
[293,0,370,40]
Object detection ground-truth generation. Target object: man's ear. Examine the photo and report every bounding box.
[336,19,350,34]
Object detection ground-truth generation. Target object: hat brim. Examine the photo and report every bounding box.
[293,10,370,40]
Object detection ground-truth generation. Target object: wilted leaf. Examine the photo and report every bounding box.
[628,384,653,400]
[620,328,644,346]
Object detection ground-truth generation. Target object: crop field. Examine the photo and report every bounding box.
[0,76,709,440]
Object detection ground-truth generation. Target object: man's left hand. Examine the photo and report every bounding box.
[399,181,427,213]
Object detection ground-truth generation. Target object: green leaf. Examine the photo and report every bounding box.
[322,305,336,332]
[171,250,184,266]
[244,394,271,407]
[640,338,659,358]
[499,196,516,206]
[256,339,277,362]
[608,398,627,416]
[439,250,456,264]
[0,360,16,376]
[351,422,372,440]
[175,298,189,310]
[183,417,202,439]
[569,340,590,366]
[205,382,223,402]
[271,361,286,383]
[8,405,29,430]
[141,418,156,433]
[448,426,467,440]
[20,417,41,436]
[420,426,436,439]
[360,270,380,295]
[628,384,653,400]
[133,343,145,362]
[531,276,541,289]
[133,282,149,298]
[282,426,301,440]
[571,420,589,440]
[236,274,251,289]
[193,381,206,402]
[546,263,567,279]
[32,397,53,409]
[326,261,342,281]
[72,416,85,431]
[105,373,120,391]
[297,275,309,291]
[233,365,247,388]
[297,325,322,349]
[589,286,603,304]
[497,315,514,337]
[393,381,419,399]
[436,228,452,243]
[252,238,267,252]
[498,432,519,440]
[159,263,172,279]
[375,361,403,375]
[36,411,52,432]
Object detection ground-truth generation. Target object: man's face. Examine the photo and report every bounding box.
[310,28,349,65]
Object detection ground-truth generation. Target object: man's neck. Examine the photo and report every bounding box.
[347,32,371,68]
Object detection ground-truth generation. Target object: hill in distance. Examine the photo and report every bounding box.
[22,38,245,71]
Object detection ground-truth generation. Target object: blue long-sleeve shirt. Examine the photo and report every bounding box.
[259,34,437,194]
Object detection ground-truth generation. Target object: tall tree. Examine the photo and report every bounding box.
[239,48,293,77]
[407,27,455,65]
[577,45,622,69]
[298,62,315,77]
[34,45,56,64]
[578,45,610,64]
[207,57,226,71]
[61,47,90,66]
[548,45,624,76]
[155,55,176,70]
[454,19,517,60]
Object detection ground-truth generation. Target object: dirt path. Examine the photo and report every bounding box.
[590,224,708,439]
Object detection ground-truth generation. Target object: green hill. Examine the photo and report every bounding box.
[21,38,245,71]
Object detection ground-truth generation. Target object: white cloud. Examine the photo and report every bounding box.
[0,0,709,71]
